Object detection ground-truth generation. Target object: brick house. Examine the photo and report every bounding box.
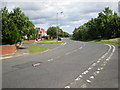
[36,27,47,40]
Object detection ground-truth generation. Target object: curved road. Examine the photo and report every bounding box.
[2,39,118,88]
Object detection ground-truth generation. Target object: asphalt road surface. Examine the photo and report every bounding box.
[2,38,119,88]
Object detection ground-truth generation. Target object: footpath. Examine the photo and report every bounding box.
[1,46,29,60]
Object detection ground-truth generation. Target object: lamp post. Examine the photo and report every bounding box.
[56,11,63,41]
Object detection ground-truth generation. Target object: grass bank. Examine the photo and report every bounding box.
[28,46,48,53]
[86,38,120,45]
[37,41,64,44]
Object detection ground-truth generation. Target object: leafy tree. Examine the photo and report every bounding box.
[47,26,70,39]
[47,27,57,38]
[2,7,20,44]
[2,7,37,44]
[73,7,120,40]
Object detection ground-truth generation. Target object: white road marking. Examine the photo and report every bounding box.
[82,70,89,74]
[65,86,70,88]
[86,79,91,83]
[32,63,41,67]
[97,60,100,63]
[92,63,97,67]
[90,76,94,79]
[79,75,83,78]
[100,67,103,70]
[64,44,115,88]
[97,68,101,71]
[48,59,53,61]
[79,47,83,49]
[88,67,92,70]
[75,77,80,81]
[96,71,100,74]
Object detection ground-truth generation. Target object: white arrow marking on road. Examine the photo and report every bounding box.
[32,63,41,67]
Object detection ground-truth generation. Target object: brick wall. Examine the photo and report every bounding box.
[0,44,17,55]
[22,40,36,43]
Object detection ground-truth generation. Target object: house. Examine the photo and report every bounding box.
[36,27,47,40]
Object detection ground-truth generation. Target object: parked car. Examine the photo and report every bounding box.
[58,37,62,41]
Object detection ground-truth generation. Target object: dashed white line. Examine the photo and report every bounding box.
[90,76,94,79]
[79,47,83,49]
[86,79,91,83]
[79,75,83,78]
[65,86,70,88]
[48,59,53,61]
[75,77,80,81]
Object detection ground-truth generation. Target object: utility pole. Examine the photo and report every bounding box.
[56,11,63,41]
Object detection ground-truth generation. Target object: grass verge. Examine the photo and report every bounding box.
[22,42,34,44]
[87,38,120,45]
[37,41,64,44]
[43,39,57,41]
[28,46,48,53]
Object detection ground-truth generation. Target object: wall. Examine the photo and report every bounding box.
[22,40,36,43]
[0,44,17,55]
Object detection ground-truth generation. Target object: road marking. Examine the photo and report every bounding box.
[97,68,101,71]
[79,75,83,78]
[92,63,97,67]
[65,86,70,88]
[96,71,100,74]
[48,59,53,61]
[88,67,92,70]
[79,47,82,49]
[64,44,115,88]
[90,76,94,79]
[75,77,80,81]
[32,63,41,67]
[100,67,103,70]
[86,79,91,83]
[97,60,100,63]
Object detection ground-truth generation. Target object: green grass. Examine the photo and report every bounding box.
[43,39,57,41]
[87,38,120,45]
[22,42,34,44]
[37,41,64,44]
[28,46,48,53]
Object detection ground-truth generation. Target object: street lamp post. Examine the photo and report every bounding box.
[56,11,63,41]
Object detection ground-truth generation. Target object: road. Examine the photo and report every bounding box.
[2,39,118,88]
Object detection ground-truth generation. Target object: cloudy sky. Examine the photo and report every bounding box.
[1,0,119,34]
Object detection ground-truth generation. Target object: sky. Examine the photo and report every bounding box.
[1,0,120,34]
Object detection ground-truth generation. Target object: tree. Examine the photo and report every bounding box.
[47,26,70,39]
[2,7,37,44]
[47,27,57,38]
[72,7,120,40]
[2,7,20,44]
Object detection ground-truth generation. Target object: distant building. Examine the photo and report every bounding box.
[36,27,47,40]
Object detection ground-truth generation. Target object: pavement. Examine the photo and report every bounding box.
[1,46,29,60]
[2,38,119,88]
